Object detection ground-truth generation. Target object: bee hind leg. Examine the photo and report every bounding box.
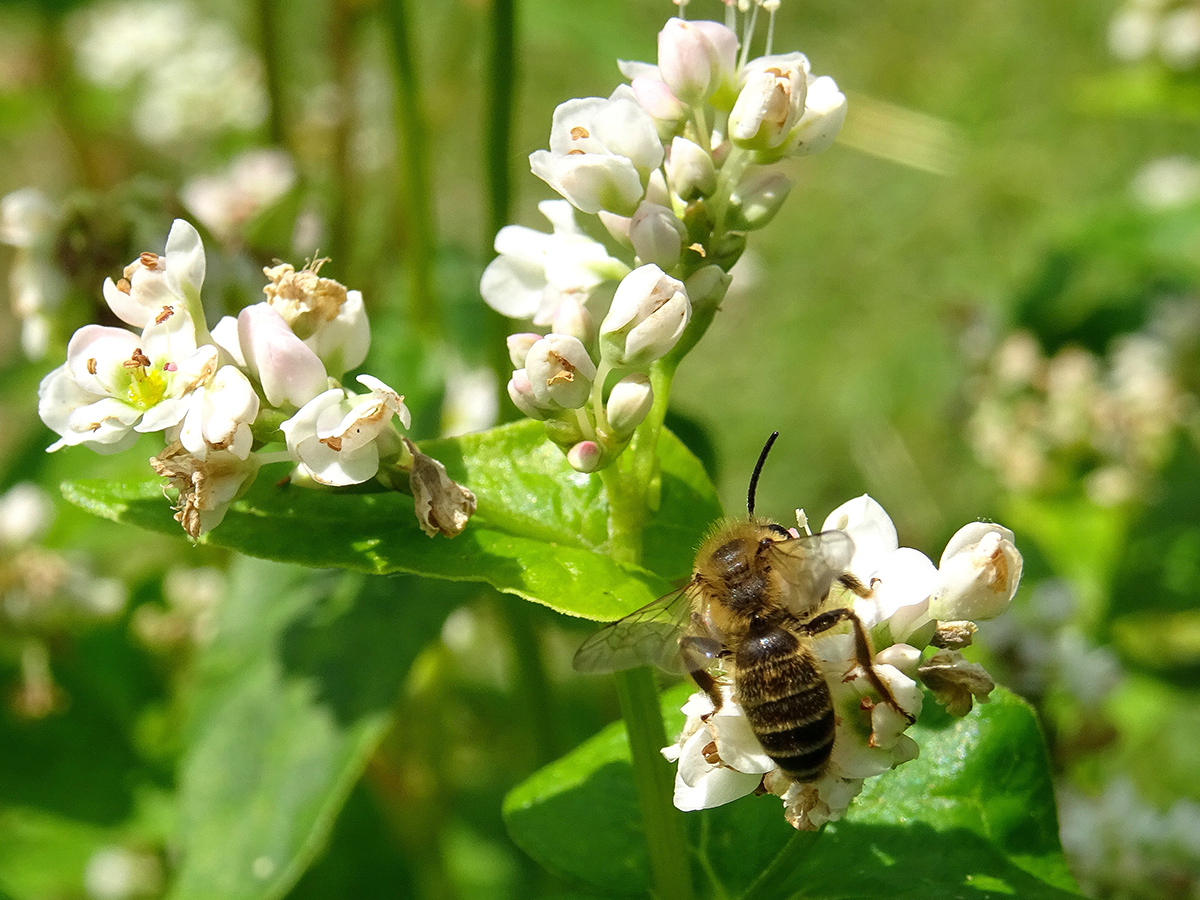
[799,607,917,724]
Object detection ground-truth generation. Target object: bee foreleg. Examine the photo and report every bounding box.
[837,572,873,598]
[680,635,725,714]
[798,607,917,724]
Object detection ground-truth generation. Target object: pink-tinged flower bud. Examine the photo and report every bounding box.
[630,76,688,138]
[666,136,717,200]
[506,333,542,369]
[729,170,794,230]
[566,440,603,473]
[600,265,690,367]
[551,295,596,346]
[606,373,653,436]
[729,53,810,150]
[237,302,328,409]
[507,369,549,420]
[629,203,686,269]
[780,75,847,158]
[657,18,739,107]
[598,211,633,247]
[525,334,596,409]
[929,524,1022,622]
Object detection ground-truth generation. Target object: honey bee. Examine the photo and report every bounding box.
[574,432,913,783]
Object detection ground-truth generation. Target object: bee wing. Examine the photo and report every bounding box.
[764,529,855,617]
[572,582,702,674]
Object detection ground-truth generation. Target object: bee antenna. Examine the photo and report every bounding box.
[747,431,779,517]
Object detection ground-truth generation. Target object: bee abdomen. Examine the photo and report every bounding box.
[735,633,836,782]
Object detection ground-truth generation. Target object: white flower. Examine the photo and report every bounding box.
[929,523,1023,622]
[261,262,370,378]
[655,18,739,107]
[0,483,55,547]
[181,148,296,243]
[605,373,654,436]
[102,219,206,330]
[235,302,329,409]
[280,374,410,486]
[480,200,629,323]
[39,308,218,453]
[529,95,665,216]
[524,334,596,410]
[150,442,261,539]
[729,53,811,150]
[665,135,717,200]
[629,202,687,269]
[778,74,847,158]
[599,264,690,367]
[176,365,259,460]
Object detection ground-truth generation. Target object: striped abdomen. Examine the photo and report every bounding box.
[732,626,835,782]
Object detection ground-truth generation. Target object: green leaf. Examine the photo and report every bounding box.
[61,421,723,622]
[504,684,1081,899]
[168,558,463,900]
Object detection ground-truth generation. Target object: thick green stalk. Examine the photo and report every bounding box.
[382,0,440,339]
[484,0,517,250]
[255,0,288,149]
[601,453,694,900]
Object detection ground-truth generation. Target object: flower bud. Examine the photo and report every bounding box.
[606,373,653,435]
[506,333,542,369]
[684,265,731,318]
[781,75,847,158]
[599,265,690,367]
[508,369,549,420]
[657,18,739,107]
[598,211,633,247]
[551,295,595,346]
[630,75,688,138]
[729,53,810,150]
[567,440,603,473]
[525,334,596,409]
[237,302,328,409]
[544,417,585,448]
[929,524,1022,622]
[666,136,717,200]
[729,170,794,230]
[629,203,686,269]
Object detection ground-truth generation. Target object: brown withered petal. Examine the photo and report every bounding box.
[917,649,995,717]
[931,620,977,649]
[403,437,477,538]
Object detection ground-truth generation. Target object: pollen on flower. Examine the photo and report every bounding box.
[123,349,152,369]
[86,358,97,375]
[116,278,131,294]
[569,126,590,140]
[155,306,174,325]
[138,252,160,270]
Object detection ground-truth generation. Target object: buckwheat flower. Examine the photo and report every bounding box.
[176,365,259,460]
[656,18,740,106]
[729,53,810,150]
[626,71,688,138]
[39,308,219,453]
[605,373,654,436]
[280,374,410,486]
[507,369,551,420]
[150,442,261,538]
[529,94,665,216]
[481,200,630,323]
[599,265,690,367]
[525,334,596,410]
[777,74,847,158]
[235,302,329,409]
[261,262,369,377]
[666,136,718,200]
[102,219,206,330]
[0,483,55,548]
[929,523,1023,622]
[729,169,794,230]
[629,202,687,269]
[566,440,603,473]
[181,148,296,243]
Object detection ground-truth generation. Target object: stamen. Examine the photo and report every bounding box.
[139,252,160,270]
[86,358,98,375]
[116,278,132,294]
[123,348,152,369]
[569,126,590,140]
[155,305,174,324]
[320,435,343,452]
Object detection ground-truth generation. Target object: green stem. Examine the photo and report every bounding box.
[601,455,694,900]
[382,0,441,340]
[499,592,561,766]
[614,667,695,900]
[255,0,288,149]
[738,827,823,900]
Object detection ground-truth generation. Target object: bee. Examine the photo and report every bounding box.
[574,432,913,783]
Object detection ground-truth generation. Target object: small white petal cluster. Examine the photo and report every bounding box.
[483,2,843,471]
[663,495,1023,830]
[1108,0,1200,70]
[37,219,472,540]
[967,329,1184,505]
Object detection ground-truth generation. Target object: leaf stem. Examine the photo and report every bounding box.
[738,827,823,900]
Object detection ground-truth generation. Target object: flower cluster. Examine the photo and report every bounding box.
[482,1,846,471]
[37,219,475,539]
[662,495,1023,830]
[0,187,65,361]
[1109,0,1200,70]
[967,329,1184,505]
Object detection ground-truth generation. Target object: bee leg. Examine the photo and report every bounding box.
[799,608,917,724]
[837,572,873,597]
[680,635,725,714]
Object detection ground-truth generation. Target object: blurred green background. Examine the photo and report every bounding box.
[1,0,1199,898]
